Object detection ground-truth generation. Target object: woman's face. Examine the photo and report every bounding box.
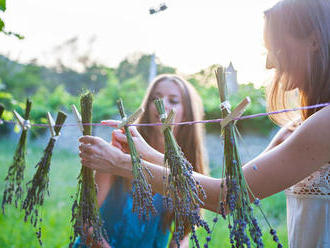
[264,23,310,91]
[148,79,185,126]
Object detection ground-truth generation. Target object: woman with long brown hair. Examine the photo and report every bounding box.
[75,74,208,248]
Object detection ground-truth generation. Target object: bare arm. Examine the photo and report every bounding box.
[80,106,330,213]
[95,172,114,207]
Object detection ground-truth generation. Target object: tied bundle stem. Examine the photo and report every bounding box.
[154,98,210,248]
[215,66,282,248]
[2,99,32,214]
[70,91,104,248]
[22,111,67,246]
[117,99,156,219]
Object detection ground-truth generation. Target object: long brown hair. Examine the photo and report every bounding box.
[137,74,208,235]
[265,0,330,127]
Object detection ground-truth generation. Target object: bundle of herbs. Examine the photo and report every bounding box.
[154,98,210,248]
[214,67,282,248]
[2,99,32,214]
[70,92,104,248]
[117,99,156,219]
[22,111,67,246]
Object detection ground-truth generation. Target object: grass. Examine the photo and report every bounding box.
[0,138,80,248]
[0,139,288,247]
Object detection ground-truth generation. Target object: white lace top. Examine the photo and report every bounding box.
[285,163,330,199]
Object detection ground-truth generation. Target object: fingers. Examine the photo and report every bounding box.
[113,130,128,143]
[79,143,95,154]
[128,126,141,138]
[101,120,120,128]
[111,131,123,150]
[79,135,101,144]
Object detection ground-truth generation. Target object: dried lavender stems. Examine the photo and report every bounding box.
[70,92,104,248]
[22,111,67,246]
[215,67,282,248]
[2,99,32,213]
[117,99,156,219]
[154,98,210,248]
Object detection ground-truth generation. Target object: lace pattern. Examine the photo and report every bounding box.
[285,163,330,199]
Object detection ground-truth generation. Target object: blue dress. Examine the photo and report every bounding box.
[73,177,170,248]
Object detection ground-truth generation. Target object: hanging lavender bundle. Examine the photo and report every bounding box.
[214,66,282,248]
[2,99,32,214]
[154,98,210,248]
[22,111,67,246]
[117,99,156,219]
[70,92,104,248]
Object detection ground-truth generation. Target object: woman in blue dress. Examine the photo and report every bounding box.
[74,74,208,248]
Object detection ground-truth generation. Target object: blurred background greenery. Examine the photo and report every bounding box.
[0,48,275,137]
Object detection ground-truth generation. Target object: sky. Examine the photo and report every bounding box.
[0,0,279,86]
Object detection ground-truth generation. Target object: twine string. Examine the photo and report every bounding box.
[0,102,329,128]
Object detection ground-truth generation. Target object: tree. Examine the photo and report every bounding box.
[0,0,24,39]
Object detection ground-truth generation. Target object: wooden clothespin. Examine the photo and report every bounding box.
[71,104,84,133]
[220,97,251,129]
[117,107,144,129]
[161,109,176,132]
[47,112,56,137]
[13,110,31,130]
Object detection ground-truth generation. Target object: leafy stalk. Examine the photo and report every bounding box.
[117,99,156,219]
[215,66,282,248]
[22,111,67,246]
[70,91,104,248]
[2,99,32,213]
[154,98,210,248]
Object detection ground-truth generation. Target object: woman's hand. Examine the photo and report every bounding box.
[102,120,164,165]
[79,135,132,177]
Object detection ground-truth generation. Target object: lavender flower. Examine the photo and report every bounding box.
[117,99,156,219]
[70,92,104,248]
[2,99,32,213]
[22,111,67,246]
[154,98,210,248]
[215,66,282,248]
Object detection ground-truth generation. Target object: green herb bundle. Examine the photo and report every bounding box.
[2,99,32,214]
[117,99,156,219]
[70,92,104,248]
[154,98,210,247]
[215,67,282,248]
[22,111,67,246]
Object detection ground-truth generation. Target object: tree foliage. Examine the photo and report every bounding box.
[0,52,273,137]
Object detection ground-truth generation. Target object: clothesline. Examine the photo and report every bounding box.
[0,102,329,128]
